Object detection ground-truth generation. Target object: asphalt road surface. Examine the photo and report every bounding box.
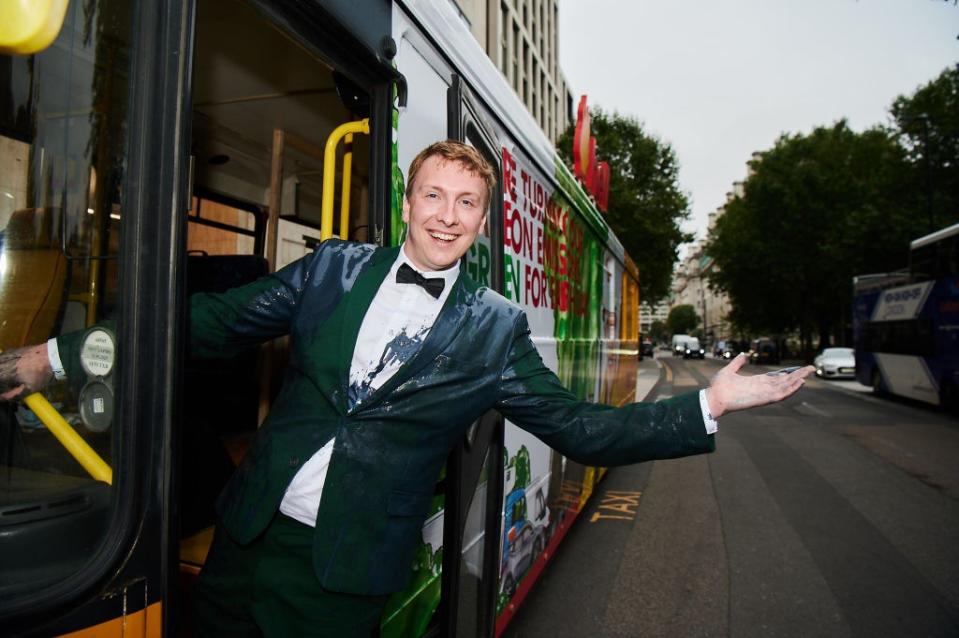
[504,355,959,638]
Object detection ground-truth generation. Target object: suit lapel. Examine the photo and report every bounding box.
[353,269,477,413]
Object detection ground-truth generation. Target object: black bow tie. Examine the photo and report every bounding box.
[396,263,445,299]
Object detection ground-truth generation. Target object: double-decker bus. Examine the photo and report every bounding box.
[0,1,640,635]
[853,222,959,410]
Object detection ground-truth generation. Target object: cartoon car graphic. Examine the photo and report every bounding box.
[499,484,550,600]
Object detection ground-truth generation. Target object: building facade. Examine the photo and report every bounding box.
[671,181,746,346]
[451,0,574,143]
[640,299,670,340]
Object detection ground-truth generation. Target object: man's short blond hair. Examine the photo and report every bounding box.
[406,140,497,209]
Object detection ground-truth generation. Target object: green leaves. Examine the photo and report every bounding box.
[666,304,700,335]
[707,120,927,349]
[708,67,959,351]
[557,109,692,306]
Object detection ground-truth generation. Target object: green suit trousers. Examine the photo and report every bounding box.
[194,516,389,637]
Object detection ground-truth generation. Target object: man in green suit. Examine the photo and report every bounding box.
[0,141,813,637]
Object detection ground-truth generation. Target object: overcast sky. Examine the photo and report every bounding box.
[557,0,958,252]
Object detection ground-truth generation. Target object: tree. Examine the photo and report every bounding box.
[706,121,920,355]
[557,109,693,306]
[889,64,959,233]
[666,304,700,335]
[649,319,668,343]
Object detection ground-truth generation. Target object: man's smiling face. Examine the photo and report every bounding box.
[402,155,488,272]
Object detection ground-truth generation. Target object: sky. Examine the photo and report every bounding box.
[557,0,958,253]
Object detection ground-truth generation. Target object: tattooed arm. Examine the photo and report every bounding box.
[705,353,815,419]
[0,344,53,401]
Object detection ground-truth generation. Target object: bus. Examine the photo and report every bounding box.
[0,1,640,635]
[853,222,959,410]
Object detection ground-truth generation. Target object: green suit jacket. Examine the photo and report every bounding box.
[64,240,715,595]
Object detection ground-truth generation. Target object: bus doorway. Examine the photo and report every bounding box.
[177,0,385,630]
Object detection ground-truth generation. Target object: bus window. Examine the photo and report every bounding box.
[0,0,132,601]
[188,195,261,256]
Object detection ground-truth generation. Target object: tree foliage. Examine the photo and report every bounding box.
[889,64,959,232]
[666,304,700,335]
[557,109,692,306]
[649,319,668,343]
[706,66,959,355]
[707,121,921,352]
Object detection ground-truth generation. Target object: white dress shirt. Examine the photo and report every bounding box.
[279,246,459,526]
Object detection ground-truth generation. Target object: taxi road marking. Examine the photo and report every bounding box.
[590,490,641,523]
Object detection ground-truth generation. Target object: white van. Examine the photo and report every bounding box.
[672,334,692,355]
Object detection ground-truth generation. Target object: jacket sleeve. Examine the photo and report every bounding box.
[493,312,715,467]
[188,254,313,359]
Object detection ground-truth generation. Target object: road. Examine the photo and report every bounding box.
[504,354,959,638]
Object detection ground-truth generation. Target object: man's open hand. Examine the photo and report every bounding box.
[0,344,53,401]
[705,353,815,419]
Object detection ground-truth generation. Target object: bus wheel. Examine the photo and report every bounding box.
[872,369,885,396]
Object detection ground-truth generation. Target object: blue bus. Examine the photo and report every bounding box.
[853,222,959,410]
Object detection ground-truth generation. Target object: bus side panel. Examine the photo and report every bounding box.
[496,140,627,624]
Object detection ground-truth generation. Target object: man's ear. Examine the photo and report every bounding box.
[402,196,411,223]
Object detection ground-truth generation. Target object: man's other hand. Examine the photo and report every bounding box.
[705,353,815,419]
[0,344,53,401]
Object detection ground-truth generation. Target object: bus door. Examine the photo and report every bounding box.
[176,0,397,629]
[436,75,505,638]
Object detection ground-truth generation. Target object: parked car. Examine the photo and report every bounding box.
[641,339,655,358]
[814,347,856,379]
[749,338,780,365]
[683,337,706,359]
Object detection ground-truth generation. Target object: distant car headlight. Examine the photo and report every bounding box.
[699,349,705,354]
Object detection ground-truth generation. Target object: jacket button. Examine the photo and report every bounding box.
[289,456,300,467]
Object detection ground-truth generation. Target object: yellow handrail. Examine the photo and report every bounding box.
[0,0,70,55]
[339,134,354,242]
[321,119,369,241]
[24,393,113,484]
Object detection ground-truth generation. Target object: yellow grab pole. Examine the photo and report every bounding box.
[321,119,369,241]
[339,134,354,241]
[23,393,113,484]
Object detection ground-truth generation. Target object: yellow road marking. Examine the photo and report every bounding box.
[590,490,642,523]
[662,360,674,383]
